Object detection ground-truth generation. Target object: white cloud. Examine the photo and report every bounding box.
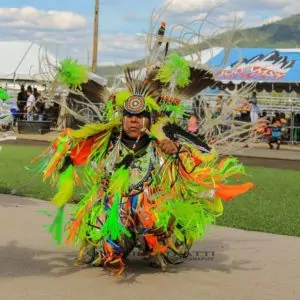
[231,0,300,16]
[258,0,294,8]
[218,10,245,23]
[98,61,118,66]
[99,33,144,55]
[0,6,144,65]
[0,6,86,30]
[282,3,300,15]
[262,16,283,25]
[166,0,228,13]
[0,6,91,62]
[165,0,300,19]
[1,1,300,67]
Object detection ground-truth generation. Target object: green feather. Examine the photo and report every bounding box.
[52,164,75,208]
[100,194,131,241]
[161,102,185,117]
[219,157,245,175]
[154,198,215,242]
[145,96,160,112]
[100,166,132,241]
[115,90,132,108]
[107,166,130,196]
[0,88,11,101]
[155,53,191,88]
[58,58,89,89]
[46,206,65,245]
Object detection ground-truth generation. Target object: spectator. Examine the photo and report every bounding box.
[237,97,251,122]
[256,111,271,141]
[35,95,45,121]
[249,91,257,105]
[33,88,39,99]
[212,95,223,118]
[268,116,282,150]
[236,97,252,146]
[249,92,261,122]
[25,89,36,121]
[279,112,288,141]
[188,114,198,133]
[17,84,27,120]
[188,97,208,134]
[221,97,234,131]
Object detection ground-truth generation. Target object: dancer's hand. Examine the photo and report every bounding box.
[159,139,178,155]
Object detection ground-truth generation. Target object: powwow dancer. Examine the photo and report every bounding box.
[32,4,255,276]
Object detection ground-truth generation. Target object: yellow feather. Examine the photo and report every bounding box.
[70,118,120,139]
[115,90,132,108]
[145,96,160,112]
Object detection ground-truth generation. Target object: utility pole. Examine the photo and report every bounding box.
[92,0,99,73]
[87,48,90,66]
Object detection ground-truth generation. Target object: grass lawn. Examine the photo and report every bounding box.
[1,144,300,237]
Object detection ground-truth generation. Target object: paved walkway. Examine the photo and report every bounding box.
[15,131,59,142]
[233,147,300,161]
[1,194,299,300]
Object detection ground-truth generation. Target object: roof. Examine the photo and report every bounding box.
[88,72,108,86]
[0,41,57,81]
[206,47,300,84]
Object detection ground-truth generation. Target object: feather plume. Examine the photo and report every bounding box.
[58,58,89,89]
[52,164,75,208]
[0,88,11,101]
[155,53,191,88]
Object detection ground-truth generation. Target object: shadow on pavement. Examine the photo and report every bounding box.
[0,240,80,278]
[113,238,261,284]
[0,238,261,282]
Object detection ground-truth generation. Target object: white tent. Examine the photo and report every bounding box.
[0,40,108,85]
[0,40,57,81]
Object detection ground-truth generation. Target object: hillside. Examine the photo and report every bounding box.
[97,14,300,81]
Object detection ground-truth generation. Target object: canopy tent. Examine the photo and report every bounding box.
[116,47,300,92]
[0,40,57,82]
[204,47,300,93]
[0,40,108,92]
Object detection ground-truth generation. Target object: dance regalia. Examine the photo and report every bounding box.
[33,20,254,276]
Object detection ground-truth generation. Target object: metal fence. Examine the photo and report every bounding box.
[187,94,300,144]
[10,93,300,144]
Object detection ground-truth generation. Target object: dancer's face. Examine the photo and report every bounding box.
[123,113,150,139]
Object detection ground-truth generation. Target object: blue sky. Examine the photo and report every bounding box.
[0,0,298,66]
[0,0,162,33]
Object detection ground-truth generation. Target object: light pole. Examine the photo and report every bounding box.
[92,0,99,73]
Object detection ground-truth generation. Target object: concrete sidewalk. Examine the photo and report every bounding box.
[15,131,59,142]
[0,194,299,300]
[233,147,300,161]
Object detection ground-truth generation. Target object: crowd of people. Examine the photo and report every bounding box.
[1,83,296,150]
[16,84,45,121]
[256,112,288,150]
[189,92,292,150]
[212,92,261,123]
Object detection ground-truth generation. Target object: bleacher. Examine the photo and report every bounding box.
[187,93,300,144]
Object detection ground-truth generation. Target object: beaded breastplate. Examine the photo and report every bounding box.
[104,140,156,196]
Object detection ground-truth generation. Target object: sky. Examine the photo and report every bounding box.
[0,0,299,66]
